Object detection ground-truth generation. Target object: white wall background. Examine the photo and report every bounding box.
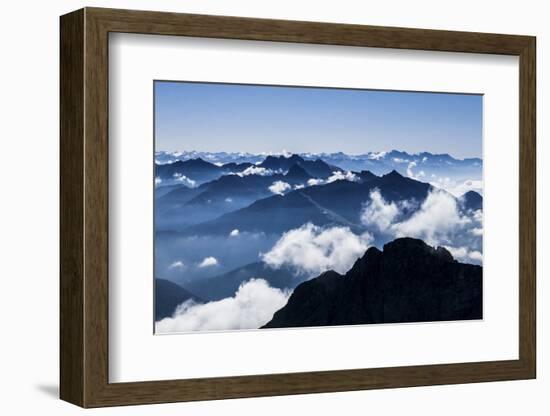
[0,0,545,414]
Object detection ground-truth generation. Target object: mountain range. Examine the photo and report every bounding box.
[154,150,484,330]
[155,149,482,179]
[264,238,482,328]
[180,169,436,236]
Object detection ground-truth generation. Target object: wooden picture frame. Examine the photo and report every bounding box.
[60,7,536,408]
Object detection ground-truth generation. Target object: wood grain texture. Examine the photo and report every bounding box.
[59,8,84,407]
[59,7,537,408]
[518,38,537,375]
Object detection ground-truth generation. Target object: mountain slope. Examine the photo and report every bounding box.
[155,158,223,184]
[258,154,339,178]
[460,190,483,211]
[285,164,313,183]
[187,262,302,301]
[183,191,344,235]
[156,171,297,230]
[155,278,202,321]
[183,170,431,235]
[263,238,482,328]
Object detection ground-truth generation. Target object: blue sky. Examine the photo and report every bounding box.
[155,81,482,159]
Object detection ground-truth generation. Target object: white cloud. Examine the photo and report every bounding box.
[281,149,292,158]
[172,172,197,188]
[326,170,359,183]
[168,261,185,269]
[360,189,400,232]
[452,179,483,197]
[306,171,358,187]
[470,227,483,236]
[261,223,372,275]
[406,161,417,178]
[198,256,219,268]
[155,279,290,332]
[269,180,291,195]
[360,189,482,263]
[307,178,324,186]
[155,177,162,186]
[473,209,483,222]
[229,229,240,237]
[430,177,483,197]
[294,184,305,190]
[444,245,468,260]
[236,166,273,177]
[225,197,233,203]
[406,161,426,180]
[368,151,387,160]
[444,246,483,265]
[390,189,471,246]
[469,251,483,262]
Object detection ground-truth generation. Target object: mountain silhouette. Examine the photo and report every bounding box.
[460,190,483,211]
[355,170,378,183]
[155,158,224,184]
[221,161,254,171]
[299,158,339,178]
[155,278,202,321]
[155,158,261,185]
[156,168,315,230]
[263,238,482,328]
[285,164,313,182]
[258,154,338,178]
[183,190,344,235]
[183,169,431,235]
[187,262,302,301]
[259,154,305,171]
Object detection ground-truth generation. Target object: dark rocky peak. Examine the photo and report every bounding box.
[287,154,305,162]
[264,154,304,163]
[347,246,382,277]
[260,154,306,171]
[460,190,483,211]
[383,237,455,263]
[185,157,211,166]
[356,170,378,182]
[382,169,404,180]
[222,161,254,171]
[263,237,481,329]
[285,163,312,181]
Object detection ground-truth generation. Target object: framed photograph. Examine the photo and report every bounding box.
[60,7,536,408]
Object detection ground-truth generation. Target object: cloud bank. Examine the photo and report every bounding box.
[262,223,372,275]
[444,246,483,263]
[390,189,471,246]
[155,279,290,332]
[360,189,399,232]
[360,189,483,264]
[430,177,483,197]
